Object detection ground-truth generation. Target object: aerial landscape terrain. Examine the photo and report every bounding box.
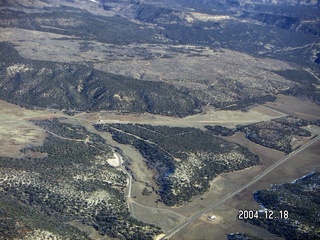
[0,0,319,239]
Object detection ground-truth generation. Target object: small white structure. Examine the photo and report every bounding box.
[208,215,216,221]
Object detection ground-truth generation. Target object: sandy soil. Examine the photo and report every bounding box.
[106,153,122,167]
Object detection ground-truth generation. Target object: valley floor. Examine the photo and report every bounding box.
[1,93,320,239]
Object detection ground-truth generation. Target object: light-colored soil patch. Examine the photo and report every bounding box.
[0,100,65,158]
[155,234,166,240]
[107,153,122,167]
[265,94,320,120]
[25,229,65,240]
[303,125,320,135]
[199,214,223,225]
[186,12,234,23]
[290,135,311,150]
[0,121,47,158]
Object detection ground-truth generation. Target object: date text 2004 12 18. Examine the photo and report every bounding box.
[238,209,289,220]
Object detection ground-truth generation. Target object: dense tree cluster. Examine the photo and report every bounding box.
[238,116,312,153]
[247,172,320,239]
[227,232,264,240]
[32,118,92,140]
[0,6,159,45]
[205,125,235,136]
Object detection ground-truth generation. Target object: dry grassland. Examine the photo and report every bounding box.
[265,94,320,120]
[0,121,47,158]
[131,203,187,232]
[172,204,281,240]
[0,100,53,158]
[0,100,53,122]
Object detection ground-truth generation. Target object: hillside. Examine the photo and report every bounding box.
[0,42,200,117]
[0,0,319,114]
[247,172,320,239]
